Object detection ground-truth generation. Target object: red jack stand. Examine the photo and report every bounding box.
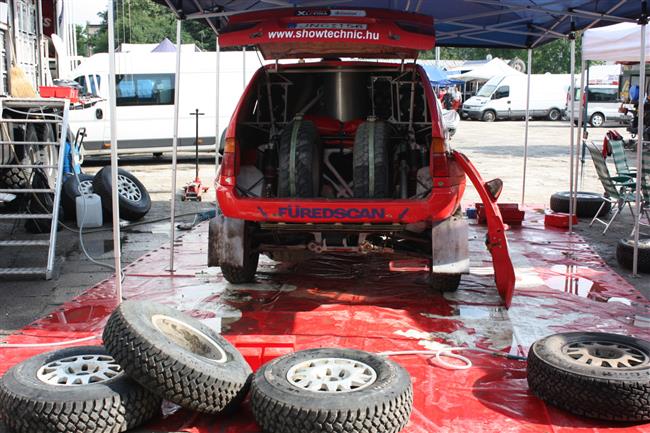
[182,109,208,201]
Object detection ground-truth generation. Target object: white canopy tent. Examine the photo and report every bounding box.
[582,21,648,275]
[449,57,523,81]
[583,23,650,62]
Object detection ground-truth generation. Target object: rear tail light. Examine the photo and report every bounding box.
[431,137,447,153]
[219,136,237,185]
[430,137,449,177]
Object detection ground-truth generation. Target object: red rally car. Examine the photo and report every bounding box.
[208,8,515,306]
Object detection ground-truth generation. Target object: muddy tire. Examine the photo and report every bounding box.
[0,345,159,433]
[103,301,252,414]
[527,332,650,421]
[616,238,650,273]
[549,191,610,218]
[430,273,462,292]
[24,169,59,234]
[220,220,259,284]
[93,167,151,221]
[251,348,413,433]
[278,119,321,198]
[353,120,391,198]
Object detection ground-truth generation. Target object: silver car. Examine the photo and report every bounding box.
[567,85,632,127]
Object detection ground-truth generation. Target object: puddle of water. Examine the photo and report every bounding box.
[542,264,606,300]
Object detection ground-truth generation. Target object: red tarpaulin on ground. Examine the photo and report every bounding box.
[1,212,649,432]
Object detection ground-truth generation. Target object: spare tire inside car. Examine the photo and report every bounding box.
[251,348,413,433]
[527,332,650,421]
[549,191,611,218]
[0,345,159,433]
[103,300,252,414]
[353,120,391,198]
[278,119,321,198]
[93,167,151,221]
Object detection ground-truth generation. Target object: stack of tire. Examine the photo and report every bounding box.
[62,167,151,227]
[0,301,413,433]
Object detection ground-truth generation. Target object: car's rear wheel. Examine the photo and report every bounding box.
[220,222,259,284]
[590,112,605,127]
[278,119,321,198]
[430,273,462,292]
[353,120,390,198]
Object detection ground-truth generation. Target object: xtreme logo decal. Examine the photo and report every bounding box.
[256,206,410,220]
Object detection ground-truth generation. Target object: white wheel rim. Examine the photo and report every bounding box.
[117,174,142,201]
[562,340,650,369]
[151,314,227,363]
[79,179,93,195]
[592,116,603,126]
[286,357,377,393]
[36,354,123,386]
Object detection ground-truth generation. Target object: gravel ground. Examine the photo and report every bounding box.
[0,119,648,335]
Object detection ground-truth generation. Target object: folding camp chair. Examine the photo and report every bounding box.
[630,149,650,237]
[586,142,637,233]
[607,131,637,179]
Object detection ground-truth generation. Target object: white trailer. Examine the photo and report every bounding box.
[462,74,571,122]
[67,50,260,157]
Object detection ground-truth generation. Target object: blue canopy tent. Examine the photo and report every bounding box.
[99,1,647,284]
[421,65,464,87]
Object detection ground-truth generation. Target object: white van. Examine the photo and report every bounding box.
[462,74,571,122]
[67,50,260,157]
[567,85,632,127]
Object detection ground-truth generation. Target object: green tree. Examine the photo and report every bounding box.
[76,25,89,57]
[83,0,216,54]
[424,35,584,74]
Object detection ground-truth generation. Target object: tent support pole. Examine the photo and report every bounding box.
[107,0,122,301]
[215,35,220,176]
[521,48,532,205]
[169,20,182,273]
[568,33,576,234]
[634,15,647,276]
[574,59,586,209]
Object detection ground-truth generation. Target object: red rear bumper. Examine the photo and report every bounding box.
[216,184,464,224]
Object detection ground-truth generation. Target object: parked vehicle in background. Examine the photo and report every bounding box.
[67,49,259,158]
[462,74,570,121]
[567,85,632,127]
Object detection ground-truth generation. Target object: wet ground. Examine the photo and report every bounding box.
[0,120,648,335]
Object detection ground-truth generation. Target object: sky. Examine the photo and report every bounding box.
[73,0,107,25]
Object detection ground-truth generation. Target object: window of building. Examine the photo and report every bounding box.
[116,74,175,106]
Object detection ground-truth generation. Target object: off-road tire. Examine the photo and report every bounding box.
[0,124,42,189]
[278,119,321,198]
[251,348,413,433]
[103,301,252,414]
[0,345,159,433]
[93,167,151,221]
[548,108,561,121]
[24,169,59,234]
[616,238,650,273]
[61,173,95,220]
[527,332,650,421]
[549,191,611,218]
[353,120,391,198]
[430,273,462,292]
[482,110,496,122]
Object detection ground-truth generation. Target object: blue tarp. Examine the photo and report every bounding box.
[153,1,642,49]
[421,65,464,86]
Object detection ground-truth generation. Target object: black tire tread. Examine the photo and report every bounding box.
[93,167,151,221]
[616,238,650,273]
[549,191,611,218]
[103,307,249,413]
[430,273,462,292]
[251,377,412,433]
[353,121,390,199]
[527,343,650,421]
[221,257,259,283]
[278,120,321,198]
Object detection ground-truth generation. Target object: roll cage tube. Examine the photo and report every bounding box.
[453,150,515,307]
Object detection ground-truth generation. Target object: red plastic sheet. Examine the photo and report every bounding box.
[2,210,650,432]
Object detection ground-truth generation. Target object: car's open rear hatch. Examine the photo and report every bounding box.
[219,8,435,60]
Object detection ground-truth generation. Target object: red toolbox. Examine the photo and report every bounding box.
[39,86,79,103]
[475,203,525,225]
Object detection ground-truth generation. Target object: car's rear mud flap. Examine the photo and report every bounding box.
[452,150,516,308]
[431,214,470,274]
[208,210,246,268]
